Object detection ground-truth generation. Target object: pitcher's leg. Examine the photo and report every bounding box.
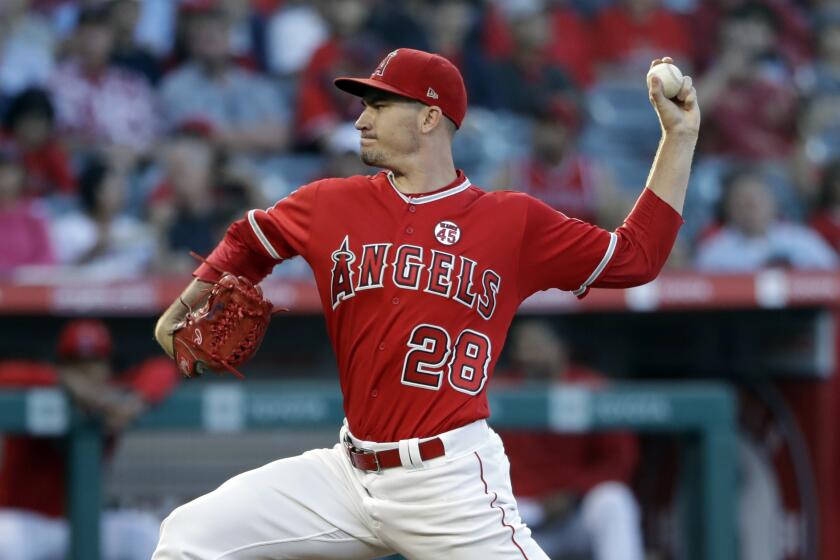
[154,445,390,560]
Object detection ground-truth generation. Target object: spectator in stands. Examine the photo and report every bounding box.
[160,5,288,156]
[789,93,840,205]
[2,87,75,197]
[294,0,382,148]
[796,18,840,97]
[48,5,158,157]
[0,151,54,274]
[418,0,474,67]
[690,0,811,74]
[0,0,56,96]
[476,0,594,87]
[263,0,329,76]
[790,19,840,199]
[492,101,625,228]
[696,167,837,270]
[50,155,156,280]
[497,320,644,560]
[0,319,178,560]
[593,0,692,81]
[810,158,840,255]
[544,0,596,88]
[474,2,576,115]
[698,3,799,160]
[215,0,262,70]
[107,0,163,85]
[149,127,266,273]
[364,1,429,52]
[415,0,501,106]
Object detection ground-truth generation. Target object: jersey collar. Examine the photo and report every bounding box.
[385,170,472,205]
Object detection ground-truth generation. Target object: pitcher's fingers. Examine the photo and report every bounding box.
[650,58,663,69]
[648,76,666,105]
[682,88,697,109]
[676,76,693,102]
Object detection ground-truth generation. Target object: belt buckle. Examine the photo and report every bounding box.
[361,447,382,474]
[345,439,382,473]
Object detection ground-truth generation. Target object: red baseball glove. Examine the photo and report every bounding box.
[172,271,277,379]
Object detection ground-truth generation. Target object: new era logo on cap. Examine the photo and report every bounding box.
[334,48,468,128]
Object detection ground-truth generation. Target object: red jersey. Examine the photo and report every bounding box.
[196,170,682,441]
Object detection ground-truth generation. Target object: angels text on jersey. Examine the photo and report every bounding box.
[330,235,501,320]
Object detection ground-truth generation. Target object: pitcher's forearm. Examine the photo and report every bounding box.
[644,131,698,216]
[154,279,213,358]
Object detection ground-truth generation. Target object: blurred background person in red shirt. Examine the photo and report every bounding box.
[1,87,75,198]
[0,319,178,560]
[698,2,799,161]
[0,150,54,275]
[492,100,627,228]
[497,319,644,560]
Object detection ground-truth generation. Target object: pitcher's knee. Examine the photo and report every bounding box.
[154,502,210,559]
[581,481,640,529]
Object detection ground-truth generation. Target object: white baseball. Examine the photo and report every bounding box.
[646,62,684,99]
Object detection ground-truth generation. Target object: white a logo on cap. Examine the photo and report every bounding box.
[373,50,399,77]
[427,88,439,99]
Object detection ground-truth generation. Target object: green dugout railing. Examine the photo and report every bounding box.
[0,381,737,560]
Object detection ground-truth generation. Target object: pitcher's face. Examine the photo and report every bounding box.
[354,90,423,168]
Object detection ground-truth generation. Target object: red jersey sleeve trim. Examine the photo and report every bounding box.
[572,231,617,298]
[584,188,684,295]
[247,209,284,261]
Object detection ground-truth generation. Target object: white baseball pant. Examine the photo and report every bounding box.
[153,419,548,559]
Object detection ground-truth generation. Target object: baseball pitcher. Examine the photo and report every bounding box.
[152,48,699,559]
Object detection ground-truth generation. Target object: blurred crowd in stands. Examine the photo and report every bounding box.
[2,0,840,281]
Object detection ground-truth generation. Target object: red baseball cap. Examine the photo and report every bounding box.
[58,320,113,361]
[334,48,468,129]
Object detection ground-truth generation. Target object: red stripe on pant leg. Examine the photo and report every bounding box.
[474,451,528,559]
